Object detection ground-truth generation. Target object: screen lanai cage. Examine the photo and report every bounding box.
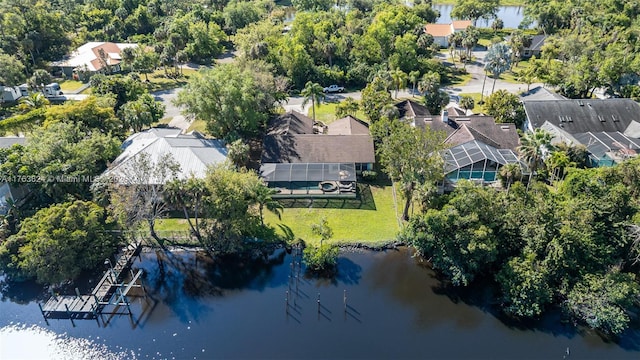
[260,163,357,198]
[443,141,529,183]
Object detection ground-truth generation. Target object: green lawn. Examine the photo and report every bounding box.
[499,59,533,85]
[263,183,401,246]
[144,68,197,92]
[308,100,368,124]
[187,119,207,133]
[458,92,485,113]
[58,80,85,92]
[151,182,401,247]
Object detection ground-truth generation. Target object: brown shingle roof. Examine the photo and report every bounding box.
[262,135,375,164]
[327,116,370,135]
[425,116,520,150]
[267,111,314,135]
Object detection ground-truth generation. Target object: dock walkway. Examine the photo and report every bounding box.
[39,240,143,322]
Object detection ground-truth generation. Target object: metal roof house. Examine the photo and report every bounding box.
[523,99,640,166]
[102,128,227,185]
[260,112,375,198]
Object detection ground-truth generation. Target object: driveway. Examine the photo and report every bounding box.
[153,87,191,130]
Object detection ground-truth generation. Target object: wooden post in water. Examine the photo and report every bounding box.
[65,303,75,327]
[38,303,49,326]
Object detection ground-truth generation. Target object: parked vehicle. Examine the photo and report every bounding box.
[43,83,63,98]
[323,84,344,93]
[1,84,28,103]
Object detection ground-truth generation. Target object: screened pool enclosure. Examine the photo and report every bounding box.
[443,141,528,183]
[260,163,357,197]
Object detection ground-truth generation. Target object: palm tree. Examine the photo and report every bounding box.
[20,92,49,110]
[546,151,574,184]
[418,72,440,95]
[498,163,522,192]
[253,185,283,226]
[390,68,407,99]
[459,95,475,114]
[301,81,325,122]
[517,129,554,182]
[409,70,420,97]
[484,43,512,96]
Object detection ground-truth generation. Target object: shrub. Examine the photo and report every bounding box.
[361,170,377,181]
[303,243,339,273]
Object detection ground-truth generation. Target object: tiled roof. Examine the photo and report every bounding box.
[425,23,454,37]
[53,42,138,71]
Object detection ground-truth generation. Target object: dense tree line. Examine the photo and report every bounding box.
[401,158,640,335]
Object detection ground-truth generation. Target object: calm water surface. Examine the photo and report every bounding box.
[1,248,639,359]
[434,5,527,29]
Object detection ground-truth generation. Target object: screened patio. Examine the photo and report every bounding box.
[444,141,528,183]
[260,163,357,198]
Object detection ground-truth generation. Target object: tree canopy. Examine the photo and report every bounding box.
[0,200,118,284]
[176,62,287,140]
[401,156,640,335]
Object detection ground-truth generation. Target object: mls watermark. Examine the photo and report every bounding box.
[0,175,107,183]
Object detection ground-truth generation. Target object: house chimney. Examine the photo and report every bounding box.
[441,110,449,123]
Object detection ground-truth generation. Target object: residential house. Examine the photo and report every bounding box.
[523,35,547,58]
[52,42,138,79]
[260,112,375,197]
[102,127,227,185]
[395,100,526,188]
[519,86,565,102]
[424,20,472,48]
[523,99,640,166]
[0,137,26,215]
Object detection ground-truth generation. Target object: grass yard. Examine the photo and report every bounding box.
[144,68,197,92]
[458,92,485,113]
[263,183,401,246]
[447,68,473,86]
[187,119,207,133]
[58,80,85,92]
[308,100,368,124]
[148,183,401,247]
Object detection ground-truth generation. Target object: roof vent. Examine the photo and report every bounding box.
[456,117,470,121]
[500,125,510,130]
[598,115,605,122]
[559,116,565,122]
[567,116,573,122]
[578,100,584,106]
[612,115,619,122]
[587,103,593,108]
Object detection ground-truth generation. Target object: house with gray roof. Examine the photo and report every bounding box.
[394,100,526,188]
[102,128,227,185]
[523,99,640,166]
[260,112,375,197]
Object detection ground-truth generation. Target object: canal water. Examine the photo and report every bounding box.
[434,5,528,29]
[1,247,639,359]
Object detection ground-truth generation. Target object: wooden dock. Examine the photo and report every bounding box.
[39,240,144,323]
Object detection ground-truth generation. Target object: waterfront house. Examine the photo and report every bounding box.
[395,100,526,188]
[102,127,227,185]
[260,112,375,197]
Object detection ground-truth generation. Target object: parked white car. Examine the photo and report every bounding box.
[323,84,344,93]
